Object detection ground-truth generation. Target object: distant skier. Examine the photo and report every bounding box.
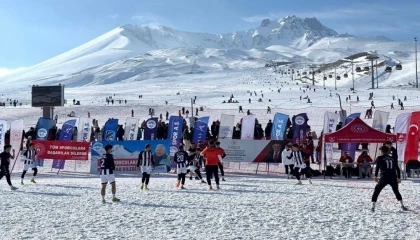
[131,110,134,117]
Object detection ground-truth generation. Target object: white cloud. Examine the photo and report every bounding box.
[0,67,25,77]
[108,14,118,19]
[131,14,163,27]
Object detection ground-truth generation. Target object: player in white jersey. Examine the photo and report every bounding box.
[137,144,155,190]
[21,143,38,185]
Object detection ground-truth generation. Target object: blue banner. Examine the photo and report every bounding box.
[90,140,171,173]
[144,118,158,140]
[35,117,54,166]
[102,119,119,141]
[271,113,289,140]
[292,113,308,144]
[341,113,361,160]
[192,116,210,143]
[52,119,77,169]
[168,116,183,167]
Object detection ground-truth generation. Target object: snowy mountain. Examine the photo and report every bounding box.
[1,15,413,89]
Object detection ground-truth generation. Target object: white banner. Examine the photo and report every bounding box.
[219,114,235,139]
[220,139,274,162]
[0,120,7,151]
[77,117,91,142]
[10,120,23,171]
[322,112,339,166]
[370,110,390,159]
[395,113,411,163]
[124,118,139,140]
[241,115,256,140]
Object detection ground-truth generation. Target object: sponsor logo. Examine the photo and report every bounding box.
[37,128,48,138]
[146,120,156,129]
[350,124,368,133]
[105,130,115,141]
[295,116,305,125]
[11,130,21,141]
[93,142,103,152]
[34,143,45,155]
[329,137,335,143]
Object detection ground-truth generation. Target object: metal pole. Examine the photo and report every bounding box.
[190,98,195,126]
[335,67,337,90]
[416,37,418,88]
[376,58,378,88]
[352,61,354,90]
[371,60,375,89]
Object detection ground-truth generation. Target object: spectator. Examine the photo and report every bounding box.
[339,152,354,178]
[357,151,373,179]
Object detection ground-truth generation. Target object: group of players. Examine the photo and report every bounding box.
[0,143,40,191]
[0,139,410,211]
[99,140,226,203]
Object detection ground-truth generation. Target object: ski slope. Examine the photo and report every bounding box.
[1,170,419,240]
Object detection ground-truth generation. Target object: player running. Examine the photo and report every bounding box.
[100,145,119,203]
[188,148,206,183]
[174,145,189,189]
[137,144,155,190]
[201,141,221,190]
[21,143,38,185]
[288,144,312,185]
[0,145,18,190]
[371,146,408,212]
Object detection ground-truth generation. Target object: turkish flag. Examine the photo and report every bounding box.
[404,112,420,162]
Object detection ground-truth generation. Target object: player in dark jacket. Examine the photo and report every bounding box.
[0,145,18,190]
[371,146,407,212]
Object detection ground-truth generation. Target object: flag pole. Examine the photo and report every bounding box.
[10,150,21,174]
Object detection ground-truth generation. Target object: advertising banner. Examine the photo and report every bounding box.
[52,119,77,169]
[219,114,235,139]
[271,113,289,140]
[219,139,287,163]
[35,117,54,166]
[192,117,210,143]
[0,120,6,152]
[77,117,91,142]
[102,119,119,141]
[90,140,171,173]
[10,120,23,171]
[143,118,158,140]
[341,113,361,160]
[292,113,308,145]
[241,115,256,140]
[33,140,89,160]
[395,113,411,163]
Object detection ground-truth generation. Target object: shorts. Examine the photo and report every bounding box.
[100,169,115,184]
[141,166,152,174]
[177,167,187,174]
[187,165,197,171]
[23,163,36,171]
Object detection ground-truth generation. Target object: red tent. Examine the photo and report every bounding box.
[324,117,396,143]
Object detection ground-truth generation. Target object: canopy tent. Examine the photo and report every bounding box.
[324,117,396,143]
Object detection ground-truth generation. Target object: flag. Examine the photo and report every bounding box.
[35,117,54,166]
[219,114,235,139]
[241,115,256,140]
[168,116,184,164]
[0,120,6,151]
[77,117,91,142]
[369,110,390,159]
[322,112,339,166]
[144,118,158,140]
[404,111,420,163]
[102,119,119,141]
[271,113,289,140]
[52,119,77,169]
[192,117,210,143]
[124,118,139,141]
[10,120,23,171]
[395,113,411,163]
[341,113,361,160]
[292,113,308,144]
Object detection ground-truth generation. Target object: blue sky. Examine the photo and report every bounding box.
[1,0,419,74]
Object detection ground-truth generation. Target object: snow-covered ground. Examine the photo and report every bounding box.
[2,169,420,240]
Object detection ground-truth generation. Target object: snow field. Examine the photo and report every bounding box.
[1,171,419,240]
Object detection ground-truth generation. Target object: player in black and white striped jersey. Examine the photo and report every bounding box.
[287,144,312,185]
[174,145,189,189]
[100,145,120,203]
[20,143,38,185]
[137,144,155,190]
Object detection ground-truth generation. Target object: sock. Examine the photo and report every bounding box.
[372,202,376,208]
[112,194,116,198]
[102,195,105,200]
[399,200,404,207]
[21,178,23,182]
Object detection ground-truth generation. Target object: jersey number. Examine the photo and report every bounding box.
[177,155,184,162]
[385,159,393,169]
[100,159,105,168]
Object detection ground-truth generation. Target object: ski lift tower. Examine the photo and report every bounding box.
[309,65,317,86]
[366,53,379,89]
